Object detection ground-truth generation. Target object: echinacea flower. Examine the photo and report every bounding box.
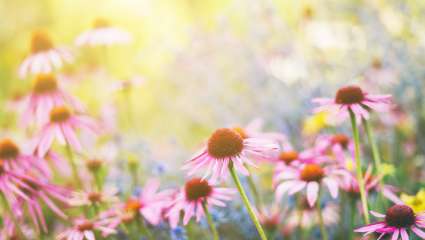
[314,134,354,166]
[21,74,83,126]
[19,30,73,78]
[15,176,70,233]
[183,128,279,181]
[354,204,425,239]
[0,138,50,177]
[274,163,349,207]
[166,178,235,228]
[256,203,285,233]
[105,179,173,228]
[75,18,132,47]
[313,85,392,123]
[68,188,118,207]
[56,217,116,240]
[34,106,99,157]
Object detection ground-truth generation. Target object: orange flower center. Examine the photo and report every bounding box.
[279,151,298,165]
[31,31,54,53]
[385,205,415,228]
[50,106,71,123]
[88,192,102,203]
[93,18,110,29]
[77,220,94,231]
[207,128,244,159]
[372,58,382,69]
[86,159,103,171]
[300,164,324,182]
[335,86,364,105]
[0,139,20,160]
[185,178,212,201]
[331,134,349,149]
[33,74,58,94]
[124,198,142,212]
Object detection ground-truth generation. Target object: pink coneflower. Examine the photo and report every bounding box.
[274,163,349,207]
[16,176,70,232]
[313,85,392,122]
[75,18,132,47]
[22,74,83,126]
[56,217,116,240]
[105,179,173,228]
[256,203,285,233]
[355,205,425,239]
[0,138,50,177]
[183,128,279,181]
[314,134,354,166]
[68,188,118,207]
[166,178,235,228]
[342,166,401,204]
[34,106,99,157]
[19,30,73,78]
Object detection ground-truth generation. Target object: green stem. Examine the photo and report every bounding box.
[349,111,370,224]
[362,118,383,186]
[202,200,219,240]
[137,217,154,240]
[316,190,328,240]
[65,143,82,188]
[245,166,262,208]
[229,162,268,240]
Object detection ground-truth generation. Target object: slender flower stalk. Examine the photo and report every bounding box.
[245,165,262,208]
[349,110,370,224]
[65,142,82,188]
[229,162,268,240]
[202,200,219,240]
[362,118,383,186]
[316,189,328,240]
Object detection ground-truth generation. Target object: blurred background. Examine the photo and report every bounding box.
[0,0,424,186]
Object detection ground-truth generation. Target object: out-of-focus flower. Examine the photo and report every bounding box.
[34,106,100,157]
[183,128,279,181]
[19,30,73,78]
[0,138,50,177]
[1,215,34,239]
[381,163,396,177]
[363,58,399,90]
[16,177,70,232]
[302,112,330,136]
[166,178,235,228]
[274,163,349,207]
[354,205,425,239]
[313,85,392,123]
[21,74,83,127]
[285,198,339,231]
[106,179,173,227]
[314,134,354,166]
[56,217,116,239]
[256,203,284,233]
[68,188,118,207]
[401,189,425,213]
[75,18,132,47]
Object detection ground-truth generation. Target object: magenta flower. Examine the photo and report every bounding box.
[355,205,425,239]
[274,163,349,207]
[75,18,132,47]
[21,74,83,126]
[313,85,392,123]
[104,179,173,228]
[314,134,354,166]
[15,177,70,233]
[0,138,50,178]
[56,217,116,240]
[166,178,235,228]
[183,128,279,181]
[34,106,99,157]
[19,30,73,78]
